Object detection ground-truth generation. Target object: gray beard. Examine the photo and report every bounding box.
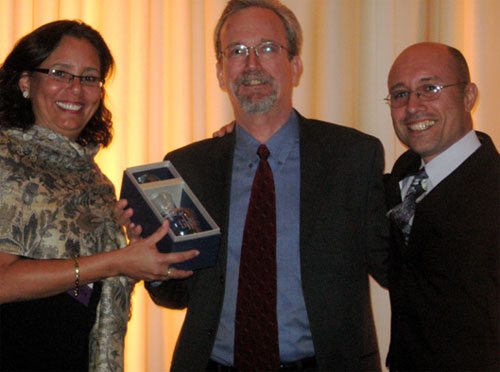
[237,91,278,114]
[233,71,278,114]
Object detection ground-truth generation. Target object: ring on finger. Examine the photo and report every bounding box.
[166,267,173,280]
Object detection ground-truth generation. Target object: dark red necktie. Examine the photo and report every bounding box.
[234,144,279,371]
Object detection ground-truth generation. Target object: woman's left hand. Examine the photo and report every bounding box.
[114,199,142,242]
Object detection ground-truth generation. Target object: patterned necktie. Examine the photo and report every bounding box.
[234,144,279,371]
[390,168,428,245]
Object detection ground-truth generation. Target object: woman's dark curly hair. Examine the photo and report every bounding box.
[0,20,115,147]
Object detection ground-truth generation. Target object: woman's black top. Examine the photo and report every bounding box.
[0,283,101,372]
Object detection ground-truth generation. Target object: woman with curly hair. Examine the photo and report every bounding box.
[0,20,197,372]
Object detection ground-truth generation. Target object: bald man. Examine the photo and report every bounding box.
[384,42,499,371]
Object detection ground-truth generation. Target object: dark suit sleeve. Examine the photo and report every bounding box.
[145,136,232,312]
[144,150,193,310]
[365,139,389,288]
[146,279,190,310]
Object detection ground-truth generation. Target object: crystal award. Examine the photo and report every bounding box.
[150,192,201,236]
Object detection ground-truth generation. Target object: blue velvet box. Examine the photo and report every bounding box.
[120,161,220,270]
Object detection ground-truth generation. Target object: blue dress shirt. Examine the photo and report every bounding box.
[211,111,315,365]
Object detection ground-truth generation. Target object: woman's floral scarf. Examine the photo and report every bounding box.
[0,125,129,372]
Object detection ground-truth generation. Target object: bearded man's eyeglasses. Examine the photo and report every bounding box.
[219,41,288,62]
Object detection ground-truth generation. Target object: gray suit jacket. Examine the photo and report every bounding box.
[148,112,389,371]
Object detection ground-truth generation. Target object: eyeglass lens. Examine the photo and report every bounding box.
[224,42,283,60]
[387,82,466,108]
[35,68,102,87]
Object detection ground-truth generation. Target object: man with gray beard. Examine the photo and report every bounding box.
[234,70,278,113]
[146,0,389,370]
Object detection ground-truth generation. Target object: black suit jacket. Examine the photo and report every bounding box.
[148,112,389,371]
[385,132,500,371]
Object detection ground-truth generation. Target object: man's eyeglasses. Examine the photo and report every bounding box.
[219,41,288,62]
[384,82,467,108]
[33,68,104,88]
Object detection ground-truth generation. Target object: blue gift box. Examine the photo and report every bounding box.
[120,161,220,270]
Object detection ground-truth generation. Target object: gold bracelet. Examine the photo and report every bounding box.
[72,255,80,297]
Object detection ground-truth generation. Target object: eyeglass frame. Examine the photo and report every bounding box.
[218,41,289,61]
[32,68,104,88]
[384,82,468,108]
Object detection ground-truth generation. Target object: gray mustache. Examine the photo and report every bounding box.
[235,72,274,86]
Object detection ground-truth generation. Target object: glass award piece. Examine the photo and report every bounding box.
[137,173,160,184]
[151,192,201,236]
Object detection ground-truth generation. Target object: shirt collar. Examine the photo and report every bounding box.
[234,110,299,163]
[422,129,481,192]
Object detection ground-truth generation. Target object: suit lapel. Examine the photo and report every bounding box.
[386,151,421,206]
[411,134,499,236]
[202,133,235,272]
[298,114,340,250]
[389,132,499,255]
[387,151,421,255]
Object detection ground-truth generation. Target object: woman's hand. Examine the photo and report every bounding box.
[0,220,198,304]
[114,199,142,242]
[116,221,199,281]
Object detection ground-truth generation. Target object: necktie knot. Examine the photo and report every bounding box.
[409,168,428,197]
[389,167,428,245]
[257,144,270,160]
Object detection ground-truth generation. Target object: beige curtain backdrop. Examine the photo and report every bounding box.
[1,0,498,371]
